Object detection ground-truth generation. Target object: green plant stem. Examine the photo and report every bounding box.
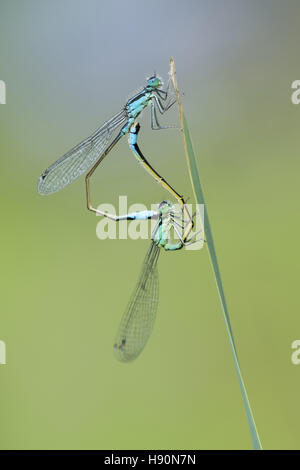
[169,57,262,450]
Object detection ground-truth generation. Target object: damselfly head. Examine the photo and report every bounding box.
[158,200,173,214]
[146,75,162,90]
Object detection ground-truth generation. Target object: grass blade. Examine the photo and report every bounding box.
[169,57,262,450]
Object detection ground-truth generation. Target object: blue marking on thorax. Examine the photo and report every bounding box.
[121,91,152,135]
[126,91,152,119]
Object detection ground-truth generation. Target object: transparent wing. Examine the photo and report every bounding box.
[38,109,128,195]
[114,242,160,362]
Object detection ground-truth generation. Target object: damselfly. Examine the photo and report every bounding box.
[38,74,179,213]
[113,200,197,362]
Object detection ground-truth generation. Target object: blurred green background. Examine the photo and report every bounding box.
[1,0,300,450]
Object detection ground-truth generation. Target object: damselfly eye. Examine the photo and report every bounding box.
[147,76,161,88]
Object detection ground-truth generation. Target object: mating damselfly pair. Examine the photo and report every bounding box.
[38,73,202,361]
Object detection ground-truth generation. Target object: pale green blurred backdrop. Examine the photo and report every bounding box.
[0,0,300,450]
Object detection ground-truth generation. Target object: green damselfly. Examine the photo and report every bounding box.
[113,200,197,362]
